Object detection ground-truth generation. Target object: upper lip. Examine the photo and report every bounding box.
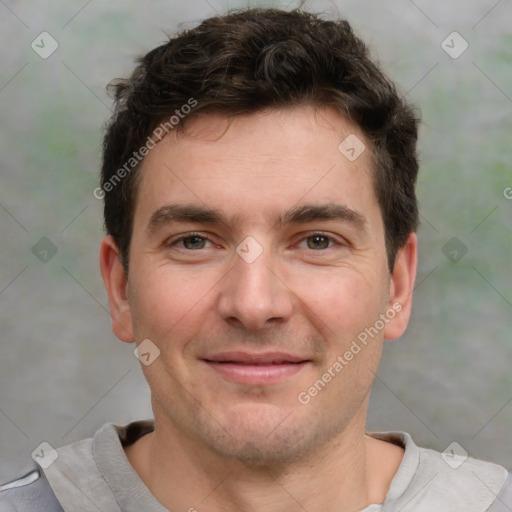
[203,351,309,364]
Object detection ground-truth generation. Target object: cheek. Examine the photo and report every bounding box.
[129,266,209,338]
[298,271,386,404]
[291,267,386,342]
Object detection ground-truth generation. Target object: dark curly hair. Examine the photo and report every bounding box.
[100,8,419,274]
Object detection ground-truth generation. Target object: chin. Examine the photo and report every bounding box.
[195,402,334,468]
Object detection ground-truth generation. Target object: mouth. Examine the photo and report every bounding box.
[202,351,311,385]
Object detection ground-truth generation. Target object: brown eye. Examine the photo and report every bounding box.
[165,233,213,250]
[180,236,208,250]
[305,235,332,250]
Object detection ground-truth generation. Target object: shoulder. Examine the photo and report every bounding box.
[488,472,512,511]
[404,439,510,511]
[0,465,63,512]
[370,431,511,512]
[0,420,153,512]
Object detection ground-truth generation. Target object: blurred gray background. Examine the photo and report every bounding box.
[0,0,511,482]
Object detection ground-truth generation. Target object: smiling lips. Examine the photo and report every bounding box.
[203,351,310,385]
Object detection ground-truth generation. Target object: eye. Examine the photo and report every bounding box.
[165,233,213,250]
[297,233,339,250]
[164,232,343,253]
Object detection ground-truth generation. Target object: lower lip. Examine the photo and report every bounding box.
[204,361,308,385]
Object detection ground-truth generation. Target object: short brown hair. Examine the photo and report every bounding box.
[101,8,419,273]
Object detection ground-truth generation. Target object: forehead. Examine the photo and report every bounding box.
[133,105,381,232]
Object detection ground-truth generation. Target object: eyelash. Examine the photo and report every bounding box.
[164,231,343,251]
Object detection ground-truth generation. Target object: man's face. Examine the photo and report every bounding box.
[107,106,412,465]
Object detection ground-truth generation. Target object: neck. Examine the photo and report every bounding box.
[125,410,403,512]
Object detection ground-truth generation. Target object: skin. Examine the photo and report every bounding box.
[100,105,417,512]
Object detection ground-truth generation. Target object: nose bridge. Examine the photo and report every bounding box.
[216,237,293,330]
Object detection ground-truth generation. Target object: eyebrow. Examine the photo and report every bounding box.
[146,202,367,235]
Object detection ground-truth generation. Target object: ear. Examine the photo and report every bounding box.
[383,232,418,341]
[99,235,134,343]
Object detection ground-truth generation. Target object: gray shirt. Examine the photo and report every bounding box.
[1,420,510,511]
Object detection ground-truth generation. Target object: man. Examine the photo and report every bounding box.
[1,7,510,512]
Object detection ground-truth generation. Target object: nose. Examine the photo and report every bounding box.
[216,243,294,331]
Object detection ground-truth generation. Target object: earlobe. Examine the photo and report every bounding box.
[99,236,135,343]
[383,233,418,341]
